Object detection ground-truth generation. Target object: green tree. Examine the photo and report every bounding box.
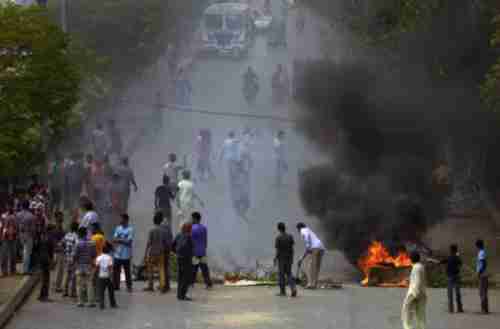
[0,3,81,176]
[47,0,206,91]
[481,14,500,113]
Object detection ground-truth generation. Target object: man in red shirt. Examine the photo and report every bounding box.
[1,202,18,276]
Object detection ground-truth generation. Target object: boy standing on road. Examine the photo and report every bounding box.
[96,243,117,310]
[274,222,297,297]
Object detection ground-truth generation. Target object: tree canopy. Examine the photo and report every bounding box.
[0,2,81,176]
[47,0,206,91]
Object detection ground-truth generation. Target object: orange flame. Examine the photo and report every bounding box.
[358,241,412,286]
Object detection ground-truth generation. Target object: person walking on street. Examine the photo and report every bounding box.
[219,131,240,186]
[296,222,325,289]
[96,243,117,310]
[402,251,427,329]
[48,154,65,216]
[52,212,66,293]
[115,157,138,212]
[175,68,193,106]
[112,214,133,292]
[18,200,36,275]
[173,222,193,301]
[92,123,108,162]
[191,212,212,289]
[162,153,182,189]
[273,131,288,187]
[176,170,204,231]
[476,239,489,314]
[274,222,297,297]
[144,212,169,293]
[73,227,97,307]
[38,226,55,302]
[107,119,123,159]
[62,222,79,298]
[155,176,176,231]
[195,129,215,181]
[64,153,85,212]
[1,202,18,276]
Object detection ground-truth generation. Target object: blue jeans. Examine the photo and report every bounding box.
[22,237,33,274]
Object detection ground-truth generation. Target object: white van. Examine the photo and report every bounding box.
[200,2,255,58]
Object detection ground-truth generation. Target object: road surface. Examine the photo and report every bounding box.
[8,285,499,329]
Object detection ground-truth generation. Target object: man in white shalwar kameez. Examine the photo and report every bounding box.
[175,170,204,233]
[402,251,427,329]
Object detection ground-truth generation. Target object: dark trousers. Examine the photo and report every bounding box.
[39,265,51,299]
[113,259,132,290]
[447,277,463,312]
[479,275,489,313]
[1,240,17,274]
[177,257,192,299]
[97,278,117,308]
[278,260,296,294]
[192,257,212,287]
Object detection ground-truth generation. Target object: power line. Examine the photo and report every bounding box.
[162,103,299,123]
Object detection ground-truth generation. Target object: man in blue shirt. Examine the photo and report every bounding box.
[191,212,212,289]
[475,239,489,314]
[113,214,133,292]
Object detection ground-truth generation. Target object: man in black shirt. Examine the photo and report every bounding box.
[440,244,463,313]
[172,223,193,301]
[155,176,176,231]
[274,222,297,297]
[38,226,55,302]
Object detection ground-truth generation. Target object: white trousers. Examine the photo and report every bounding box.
[402,294,426,329]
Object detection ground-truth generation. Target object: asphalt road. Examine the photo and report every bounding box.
[8,284,499,329]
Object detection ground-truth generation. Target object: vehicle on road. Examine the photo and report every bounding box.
[200,2,255,58]
[252,8,273,32]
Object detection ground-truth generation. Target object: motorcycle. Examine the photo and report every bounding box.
[243,72,259,105]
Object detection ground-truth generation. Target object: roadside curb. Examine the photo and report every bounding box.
[0,274,40,329]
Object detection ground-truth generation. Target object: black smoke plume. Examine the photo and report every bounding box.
[296,61,456,264]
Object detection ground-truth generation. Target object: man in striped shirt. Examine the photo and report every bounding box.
[73,227,97,307]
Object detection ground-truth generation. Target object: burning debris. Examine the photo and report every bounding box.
[358,241,411,287]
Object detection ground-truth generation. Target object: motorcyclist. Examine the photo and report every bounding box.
[243,66,259,105]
